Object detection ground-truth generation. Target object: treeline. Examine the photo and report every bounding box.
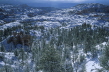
[0,23,109,72]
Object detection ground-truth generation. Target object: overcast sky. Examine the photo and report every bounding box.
[0,0,109,3]
[20,0,109,3]
[0,0,109,5]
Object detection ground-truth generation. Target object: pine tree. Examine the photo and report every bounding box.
[0,45,5,52]
[39,44,62,72]
[99,44,109,70]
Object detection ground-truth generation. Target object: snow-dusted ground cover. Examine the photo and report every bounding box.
[0,3,109,30]
[0,22,21,30]
[0,3,109,72]
[0,42,106,72]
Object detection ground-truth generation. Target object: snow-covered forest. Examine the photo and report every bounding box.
[0,3,109,72]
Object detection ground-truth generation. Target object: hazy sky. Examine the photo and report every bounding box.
[1,0,109,3]
[0,0,109,6]
[21,0,109,3]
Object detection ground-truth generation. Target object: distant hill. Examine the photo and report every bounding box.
[27,2,78,8]
[0,0,22,4]
[0,1,78,8]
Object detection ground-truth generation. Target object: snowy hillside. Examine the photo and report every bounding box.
[0,3,109,72]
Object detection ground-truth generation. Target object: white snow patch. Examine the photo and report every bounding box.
[0,61,5,66]
[36,21,61,28]
[86,58,102,72]
[0,22,21,30]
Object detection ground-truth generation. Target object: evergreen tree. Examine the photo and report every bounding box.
[39,44,63,72]
[99,44,109,70]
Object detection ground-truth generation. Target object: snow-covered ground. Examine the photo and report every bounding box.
[86,57,102,72]
[0,22,21,30]
[0,3,109,72]
[0,3,109,30]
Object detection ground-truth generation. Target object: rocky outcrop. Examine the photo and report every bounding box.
[7,31,31,47]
